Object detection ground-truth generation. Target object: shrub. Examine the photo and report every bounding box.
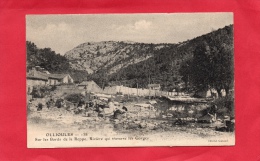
[210,95,234,118]
[50,85,57,91]
[31,86,50,98]
[65,93,84,103]
[37,103,43,111]
[55,99,64,108]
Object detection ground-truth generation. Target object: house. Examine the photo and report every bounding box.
[27,68,74,86]
[78,80,102,93]
[148,84,161,90]
[47,73,74,85]
[26,70,48,93]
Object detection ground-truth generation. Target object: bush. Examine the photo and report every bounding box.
[65,93,84,103]
[55,99,64,108]
[31,86,50,98]
[120,95,137,103]
[210,95,234,118]
[37,103,43,111]
[50,85,57,91]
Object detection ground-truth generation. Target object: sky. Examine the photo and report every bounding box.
[26,13,233,55]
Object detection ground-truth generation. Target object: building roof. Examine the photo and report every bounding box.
[78,81,102,92]
[27,70,48,81]
[47,73,70,80]
[78,81,91,86]
[27,69,71,80]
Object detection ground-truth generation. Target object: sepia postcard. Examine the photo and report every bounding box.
[26,13,234,148]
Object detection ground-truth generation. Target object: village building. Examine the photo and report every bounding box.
[26,70,48,93]
[78,80,102,93]
[26,68,74,93]
[47,73,74,85]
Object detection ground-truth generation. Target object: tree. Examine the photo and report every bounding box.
[186,38,234,97]
[211,43,234,96]
[179,59,192,91]
[26,41,70,73]
[190,41,212,91]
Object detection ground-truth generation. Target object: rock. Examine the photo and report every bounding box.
[134,120,141,124]
[114,114,123,120]
[105,118,110,123]
[149,113,157,118]
[114,123,123,129]
[94,117,100,121]
[98,113,104,117]
[139,122,147,128]
[114,119,120,123]
[146,123,156,130]
[87,113,93,117]
[166,113,173,117]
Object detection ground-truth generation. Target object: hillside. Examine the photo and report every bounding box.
[27,24,233,91]
[89,25,233,91]
[64,41,172,74]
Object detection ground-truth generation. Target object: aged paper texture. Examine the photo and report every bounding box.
[26,13,234,148]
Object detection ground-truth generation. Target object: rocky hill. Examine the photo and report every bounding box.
[64,41,172,74]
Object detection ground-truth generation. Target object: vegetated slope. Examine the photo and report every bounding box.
[105,25,233,91]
